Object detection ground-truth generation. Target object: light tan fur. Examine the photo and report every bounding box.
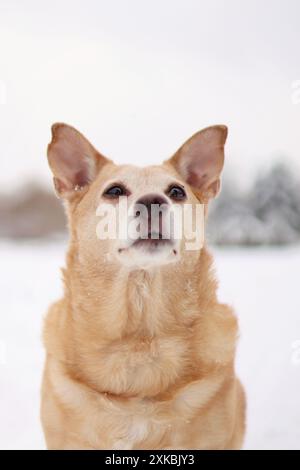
[41,124,246,450]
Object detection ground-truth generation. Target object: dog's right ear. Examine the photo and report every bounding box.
[47,123,111,199]
[165,125,227,201]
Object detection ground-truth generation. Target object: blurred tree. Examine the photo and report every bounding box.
[0,183,66,239]
[207,163,300,245]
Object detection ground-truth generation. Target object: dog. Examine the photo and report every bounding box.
[41,123,246,449]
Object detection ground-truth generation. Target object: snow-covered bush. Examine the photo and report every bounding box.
[207,164,300,246]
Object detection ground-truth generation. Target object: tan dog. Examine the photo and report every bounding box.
[41,123,246,450]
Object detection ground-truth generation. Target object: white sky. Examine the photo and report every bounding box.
[0,0,300,191]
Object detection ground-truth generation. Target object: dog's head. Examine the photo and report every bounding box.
[48,123,227,270]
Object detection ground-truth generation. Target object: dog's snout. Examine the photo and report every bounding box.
[135,194,168,213]
[134,194,169,238]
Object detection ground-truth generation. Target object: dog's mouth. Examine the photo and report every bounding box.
[118,232,178,259]
[118,231,175,255]
[132,232,173,250]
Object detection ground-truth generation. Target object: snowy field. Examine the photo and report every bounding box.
[0,240,299,450]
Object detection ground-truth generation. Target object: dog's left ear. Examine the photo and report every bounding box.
[47,123,111,199]
[166,125,228,200]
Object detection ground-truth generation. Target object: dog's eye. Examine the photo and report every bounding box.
[167,185,186,201]
[103,185,127,198]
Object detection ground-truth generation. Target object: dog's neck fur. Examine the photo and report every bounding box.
[63,238,218,340]
[44,224,237,398]
[45,212,237,397]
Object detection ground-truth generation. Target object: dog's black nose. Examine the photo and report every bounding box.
[135,194,168,213]
[134,194,170,239]
[135,194,168,227]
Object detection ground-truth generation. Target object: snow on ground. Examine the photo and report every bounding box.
[0,240,299,450]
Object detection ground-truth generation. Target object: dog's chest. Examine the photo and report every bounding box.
[95,333,190,398]
[81,392,185,450]
[110,416,154,450]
